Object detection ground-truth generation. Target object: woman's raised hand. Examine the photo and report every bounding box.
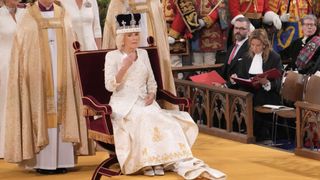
[122,52,137,69]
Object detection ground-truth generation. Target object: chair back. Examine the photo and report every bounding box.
[304,75,320,104]
[75,47,112,104]
[281,71,305,102]
[74,43,163,104]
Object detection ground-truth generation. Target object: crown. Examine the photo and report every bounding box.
[116,13,141,34]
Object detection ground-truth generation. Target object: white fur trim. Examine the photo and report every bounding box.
[116,27,141,34]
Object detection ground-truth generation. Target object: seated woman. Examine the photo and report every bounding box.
[104,13,226,179]
[280,14,320,75]
[237,29,283,106]
[236,29,283,141]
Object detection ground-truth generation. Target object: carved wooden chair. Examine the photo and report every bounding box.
[296,75,320,151]
[73,41,191,180]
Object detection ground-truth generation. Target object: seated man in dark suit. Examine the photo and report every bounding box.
[218,17,250,88]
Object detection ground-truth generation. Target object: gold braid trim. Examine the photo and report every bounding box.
[29,3,67,128]
[88,130,114,144]
[169,28,181,39]
[203,16,213,28]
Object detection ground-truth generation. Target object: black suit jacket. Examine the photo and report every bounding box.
[220,40,249,88]
[238,50,283,106]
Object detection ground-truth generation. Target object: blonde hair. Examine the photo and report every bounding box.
[115,33,125,50]
[115,32,141,50]
[248,29,271,61]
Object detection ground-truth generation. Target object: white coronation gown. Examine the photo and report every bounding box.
[104,48,226,179]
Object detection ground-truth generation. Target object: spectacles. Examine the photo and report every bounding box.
[234,26,248,31]
[303,23,316,27]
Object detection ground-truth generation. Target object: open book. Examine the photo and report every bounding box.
[190,70,226,86]
[252,68,282,80]
[232,68,282,89]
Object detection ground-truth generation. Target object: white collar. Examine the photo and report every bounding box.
[249,53,263,75]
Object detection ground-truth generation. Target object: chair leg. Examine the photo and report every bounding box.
[271,112,277,145]
[284,119,291,142]
[91,155,121,180]
[274,114,279,145]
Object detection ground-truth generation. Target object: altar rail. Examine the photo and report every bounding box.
[295,101,320,160]
[174,79,255,143]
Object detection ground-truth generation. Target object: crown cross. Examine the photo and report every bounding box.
[121,20,126,27]
[130,14,136,27]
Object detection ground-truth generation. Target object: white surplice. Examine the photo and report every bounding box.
[30,10,74,170]
[0,6,26,158]
[104,49,226,179]
[60,0,101,50]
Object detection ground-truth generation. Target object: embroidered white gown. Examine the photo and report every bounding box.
[60,0,101,50]
[0,6,25,158]
[104,49,226,179]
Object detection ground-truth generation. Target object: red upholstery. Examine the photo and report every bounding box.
[73,41,190,179]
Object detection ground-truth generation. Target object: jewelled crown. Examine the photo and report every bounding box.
[116,13,141,34]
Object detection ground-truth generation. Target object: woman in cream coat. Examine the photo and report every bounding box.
[103,0,176,107]
[104,13,226,179]
[0,0,26,158]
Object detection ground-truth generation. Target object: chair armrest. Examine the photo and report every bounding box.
[156,89,191,111]
[82,96,112,116]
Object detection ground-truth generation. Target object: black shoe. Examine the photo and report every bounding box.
[36,168,68,175]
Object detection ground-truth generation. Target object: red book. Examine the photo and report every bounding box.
[232,77,260,89]
[232,68,282,89]
[252,68,282,81]
[190,71,226,85]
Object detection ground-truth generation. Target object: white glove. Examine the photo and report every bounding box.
[231,14,245,25]
[249,23,255,32]
[168,36,176,44]
[280,13,290,22]
[231,14,255,32]
[198,19,206,28]
[273,15,282,30]
[263,11,282,30]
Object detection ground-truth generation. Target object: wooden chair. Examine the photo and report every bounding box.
[254,71,305,144]
[73,41,191,180]
[299,75,320,149]
[295,75,320,159]
[273,71,307,144]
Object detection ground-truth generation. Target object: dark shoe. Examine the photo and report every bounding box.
[36,168,67,175]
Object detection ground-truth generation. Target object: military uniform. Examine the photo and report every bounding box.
[164,0,227,65]
[269,0,313,52]
[229,0,271,28]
